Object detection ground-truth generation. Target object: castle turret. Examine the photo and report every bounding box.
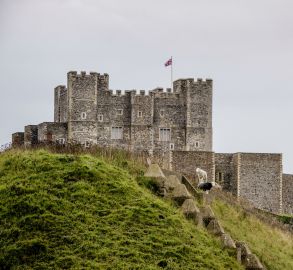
[54,85,67,123]
[173,78,213,151]
[67,71,100,145]
[187,78,213,151]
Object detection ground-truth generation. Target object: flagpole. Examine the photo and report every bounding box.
[171,56,173,91]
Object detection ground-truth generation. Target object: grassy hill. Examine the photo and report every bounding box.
[0,150,243,270]
[211,196,293,270]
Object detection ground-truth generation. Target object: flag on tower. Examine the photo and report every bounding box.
[164,57,172,67]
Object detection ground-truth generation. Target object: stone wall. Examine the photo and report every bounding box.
[24,125,38,147]
[67,71,98,145]
[232,153,241,196]
[152,89,186,153]
[38,122,67,143]
[97,90,132,149]
[171,151,215,186]
[172,151,285,214]
[12,132,24,147]
[238,153,282,214]
[186,79,213,152]
[282,174,293,215]
[215,153,234,191]
[54,85,68,123]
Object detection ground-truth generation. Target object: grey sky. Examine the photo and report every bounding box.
[0,0,292,172]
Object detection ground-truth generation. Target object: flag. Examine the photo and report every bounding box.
[164,57,172,67]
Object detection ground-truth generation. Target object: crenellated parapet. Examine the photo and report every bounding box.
[67,71,109,91]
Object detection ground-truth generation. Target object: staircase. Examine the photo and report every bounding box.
[145,164,266,270]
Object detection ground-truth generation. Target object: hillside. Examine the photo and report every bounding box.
[211,195,293,270]
[0,150,242,270]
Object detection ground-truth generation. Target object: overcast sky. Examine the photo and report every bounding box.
[0,0,292,172]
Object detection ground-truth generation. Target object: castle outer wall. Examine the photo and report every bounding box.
[166,151,284,214]
[282,174,293,215]
[171,151,215,187]
[237,153,282,214]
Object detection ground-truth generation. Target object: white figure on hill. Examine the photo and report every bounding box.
[196,167,215,193]
[196,168,207,184]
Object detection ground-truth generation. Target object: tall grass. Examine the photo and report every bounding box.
[211,197,293,270]
[0,149,243,269]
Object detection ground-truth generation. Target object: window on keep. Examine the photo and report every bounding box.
[159,128,171,141]
[98,114,103,122]
[111,127,123,139]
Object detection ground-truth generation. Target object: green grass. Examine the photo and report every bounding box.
[0,150,242,270]
[278,214,293,225]
[211,199,293,270]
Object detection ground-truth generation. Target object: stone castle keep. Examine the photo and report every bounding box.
[12,71,292,215]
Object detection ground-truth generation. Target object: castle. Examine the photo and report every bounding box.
[11,71,292,216]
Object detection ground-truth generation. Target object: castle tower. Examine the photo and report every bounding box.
[67,71,102,145]
[173,78,213,151]
[54,85,68,123]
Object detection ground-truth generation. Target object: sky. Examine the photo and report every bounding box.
[0,0,292,172]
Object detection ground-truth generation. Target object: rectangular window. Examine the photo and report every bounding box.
[217,172,224,183]
[195,141,199,148]
[98,114,103,122]
[111,127,123,139]
[57,138,65,145]
[117,109,123,115]
[159,128,171,141]
[138,111,143,117]
[170,143,174,150]
[81,112,87,120]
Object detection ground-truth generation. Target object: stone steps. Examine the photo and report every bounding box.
[144,164,266,270]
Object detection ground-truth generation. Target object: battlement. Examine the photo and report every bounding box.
[99,88,181,98]
[174,78,212,83]
[174,78,212,85]
[194,78,213,86]
[67,71,109,78]
[54,85,67,97]
[54,85,66,91]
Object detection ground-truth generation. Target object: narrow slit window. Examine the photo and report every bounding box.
[98,114,103,122]
[217,172,224,183]
[81,112,87,120]
[138,111,143,118]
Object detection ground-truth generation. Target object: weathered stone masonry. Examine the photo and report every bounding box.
[237,153,282,214]
[169,151,285,214]
[51,71,213,154]
[282,174,293,215]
